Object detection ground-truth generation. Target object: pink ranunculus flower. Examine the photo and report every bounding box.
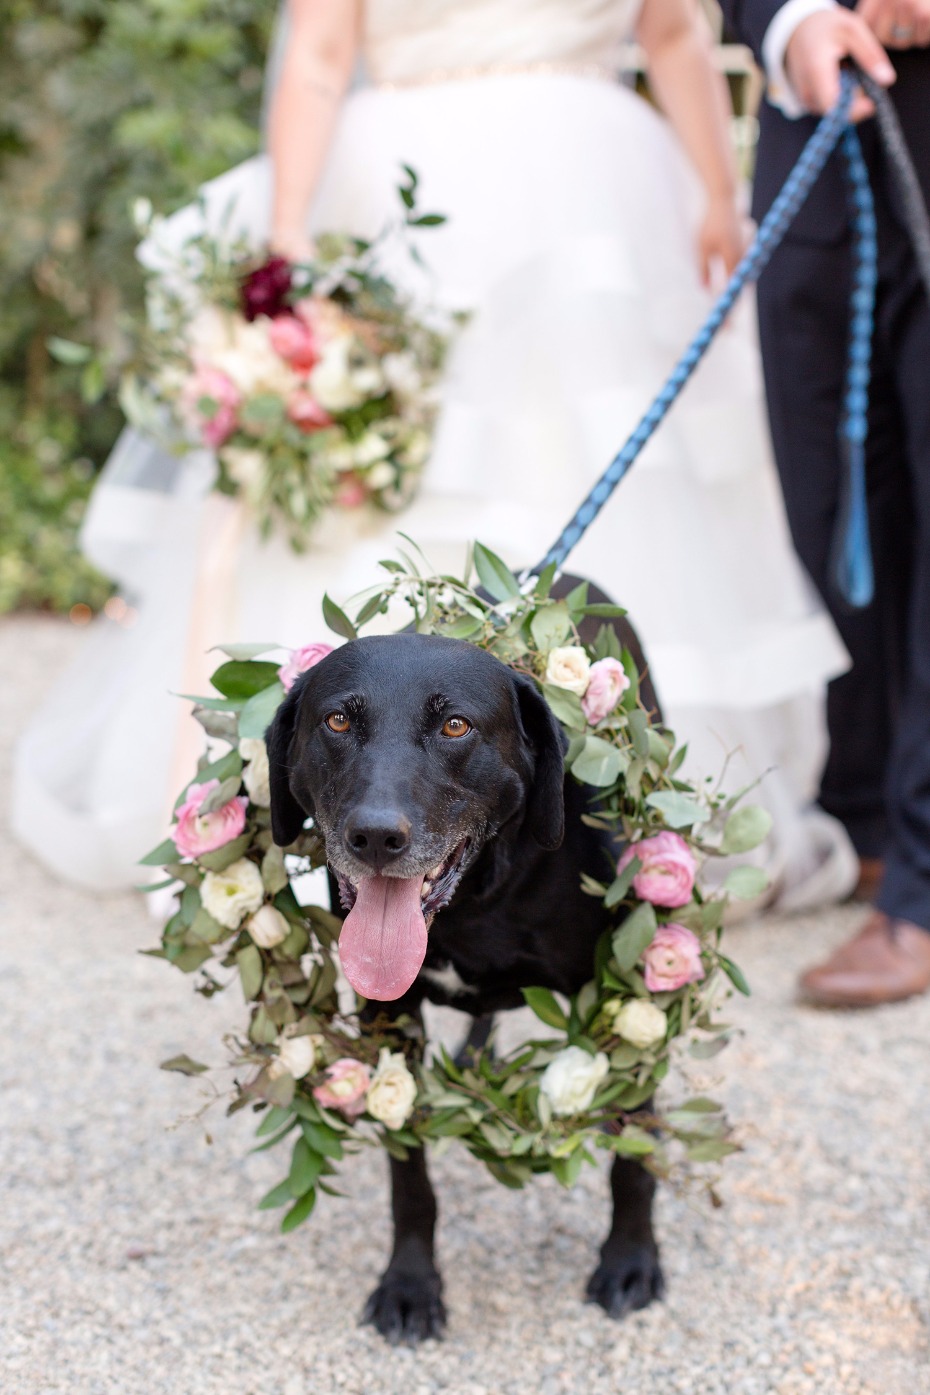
[269,313,321,373]
[617,830,697,908]
[277,642,334,692]
[581,657,631,725]
[334,474,369,509]
[181,365,240,448]
[312,1058,372,1119]
[173,779,247,859]
[286,389,333,433]
[642,923,706,992]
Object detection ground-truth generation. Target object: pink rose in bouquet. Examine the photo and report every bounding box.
[617,830,697,908]
[642,923,705,992]
[181,366,240,448]
[277,642,334,692]
[173,779,247,858]
[269,314,321,373]
[287,390,333,433]
[334,475,369,509]
[312,1058,372,1119]
[581,657,631,725]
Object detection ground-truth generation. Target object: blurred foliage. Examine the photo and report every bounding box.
[0,0,274,611]
[0,417,113,614]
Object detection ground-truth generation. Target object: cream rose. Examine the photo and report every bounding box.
[610,999,668,1050]
[200,857,264,930]
[308,336,366,413]
[365,1049,417,1131]
[539,1046,609,1118]
[247,903,289,949]
[544,646,592,695]
[239,737,271,807]
[270,1031,323,1081]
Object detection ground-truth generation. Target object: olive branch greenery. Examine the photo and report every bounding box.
[148,541,767,1232]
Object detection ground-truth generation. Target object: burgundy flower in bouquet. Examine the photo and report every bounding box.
[241,256,294,322]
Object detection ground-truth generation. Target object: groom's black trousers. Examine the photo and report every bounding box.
[756,135,930,933]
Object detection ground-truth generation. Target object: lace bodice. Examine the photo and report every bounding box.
[362,0,644,84]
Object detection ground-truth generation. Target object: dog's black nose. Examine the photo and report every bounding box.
[344,811,411,870]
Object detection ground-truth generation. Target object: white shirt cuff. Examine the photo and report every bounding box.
[762,0,837,118]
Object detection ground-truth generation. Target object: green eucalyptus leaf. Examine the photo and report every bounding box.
[645,791,707,830]
[611,902,657,972]
[140,836,179,867]
[571,736,622,788]
[199,776,243,814]
[723,865,770,899]
[239,682,285,740]
[542,683,586,731]
[530,602,571,652]
[160,1055,209,1075]
[281,1188,317,1232]
[322,593,358,640]
[258,1178,294,1210]
[196,833,252,873]
[237,945,263,1001]
[720,805,773,855]
[522,987,568,1030]
[472,542,520,601]
[211,660,282,701]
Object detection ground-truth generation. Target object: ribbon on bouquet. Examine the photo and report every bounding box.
[529,68,930,612]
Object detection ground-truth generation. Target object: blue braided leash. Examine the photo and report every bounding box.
[530,70,879,609]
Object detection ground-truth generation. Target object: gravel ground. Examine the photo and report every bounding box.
[2,614,928,1395]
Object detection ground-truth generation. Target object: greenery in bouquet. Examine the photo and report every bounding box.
[148,542,769,1233]
[124,168,461,550]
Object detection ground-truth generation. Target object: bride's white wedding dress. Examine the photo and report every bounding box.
[12,0,857,904]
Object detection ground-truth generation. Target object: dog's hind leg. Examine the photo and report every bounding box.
[362,1147,447,1344]
[585,1155,665,1319]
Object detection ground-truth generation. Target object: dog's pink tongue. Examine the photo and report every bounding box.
[339,874,428,1001]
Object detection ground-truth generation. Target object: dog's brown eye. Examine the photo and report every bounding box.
[325,712,350,733]
[441,716,471,739]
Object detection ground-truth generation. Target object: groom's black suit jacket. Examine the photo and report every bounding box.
[720,0,930,241]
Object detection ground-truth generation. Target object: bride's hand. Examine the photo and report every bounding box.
[269,227,317,263]
[698,193,747,289]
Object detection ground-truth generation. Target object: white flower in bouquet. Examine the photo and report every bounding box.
[222,448,265,503]
[608,999,668,1049]
[539,1045,609,1117]
[321,440,358,473]
[247,903,290,949]
[398,428,431,469]
[270,1030,323,1081]
[382,351,422,402]
[309,336,366,413]
[200,857,264,929]
[545,646,592,695]
[352,431,392,467]
[239,737,271,807]
[365,461,397,490]
[349,360,386,398]
[365,1049,418,1130]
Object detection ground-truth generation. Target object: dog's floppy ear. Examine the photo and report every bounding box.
[512,673,566,850]
[265,683,310,847]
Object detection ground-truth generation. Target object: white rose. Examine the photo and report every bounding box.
[539,1046,609,1118]
[200,857,264,929]
[247,903,289,949]
[350,362,385,397]
[545,646,592,695]
[610,1000,668,1050]
[270,1031,323,1081]
[365,1048,418,1131]
[352,431,391,467]
[365,461,396,490]
[382,351,422,402]
[223,448,265,499]
[239,737,271,807]
[309,337,365,413]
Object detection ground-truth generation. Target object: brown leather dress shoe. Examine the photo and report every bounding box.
[799,912,930,1007]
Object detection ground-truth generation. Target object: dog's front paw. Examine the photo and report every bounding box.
[585,1244,665,1320]
[362,1268,447,1345]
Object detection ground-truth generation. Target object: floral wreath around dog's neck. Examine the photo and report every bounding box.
[148,542,767,1232]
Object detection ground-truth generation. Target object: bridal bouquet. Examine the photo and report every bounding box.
[146,543,768,1234]
[126,171,459,550]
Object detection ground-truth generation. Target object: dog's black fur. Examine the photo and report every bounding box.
[266,579,664,1343]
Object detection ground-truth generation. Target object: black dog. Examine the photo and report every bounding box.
[266,585,664,1343]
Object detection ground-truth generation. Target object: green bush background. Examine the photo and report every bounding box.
[0,0,274,613]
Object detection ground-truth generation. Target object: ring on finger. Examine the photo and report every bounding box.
[891,22,914,37]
